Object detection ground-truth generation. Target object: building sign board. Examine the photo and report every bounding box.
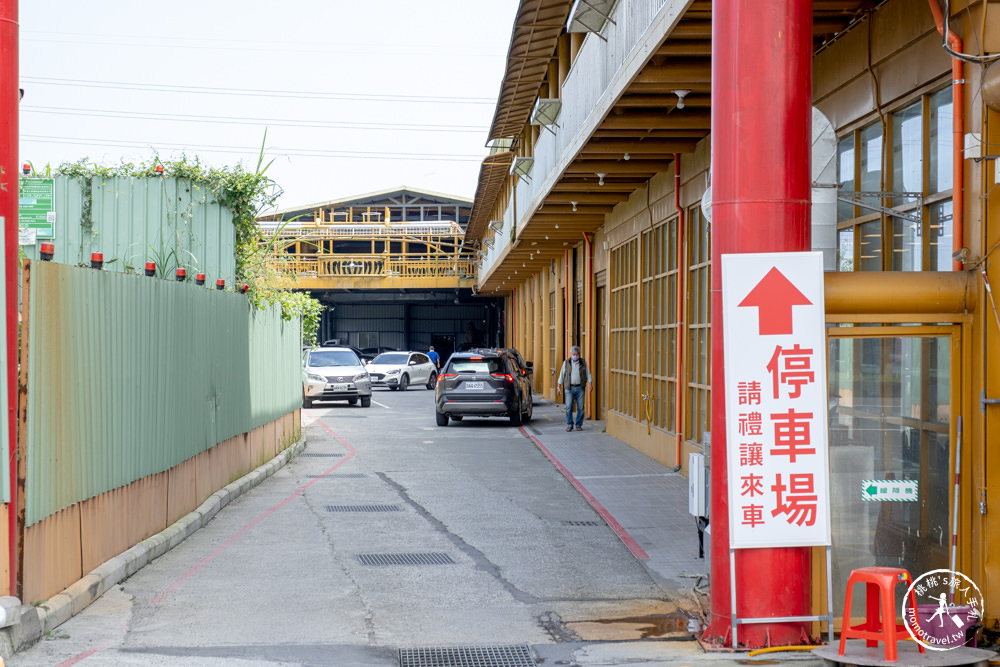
[861,479,919,502]
[19,177,56,239]
[721,252,831,549]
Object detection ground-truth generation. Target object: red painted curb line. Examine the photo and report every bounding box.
[519,426,649,560]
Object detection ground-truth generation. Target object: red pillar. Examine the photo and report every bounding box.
[707,0,813,648]
[0,0,17,598]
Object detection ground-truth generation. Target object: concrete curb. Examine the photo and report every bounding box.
[0,435,307,660]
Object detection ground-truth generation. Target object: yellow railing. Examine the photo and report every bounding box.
[268,254,476,279]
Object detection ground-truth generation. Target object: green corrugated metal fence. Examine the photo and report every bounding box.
[24,261,300,526]
[20,176,236,284]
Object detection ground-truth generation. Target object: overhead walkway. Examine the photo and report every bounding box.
[261,218,477,290]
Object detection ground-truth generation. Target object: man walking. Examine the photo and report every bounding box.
[427,346,441,369]
[557,345,593,431]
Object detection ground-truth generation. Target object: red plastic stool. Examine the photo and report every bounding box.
[838,567,926,662]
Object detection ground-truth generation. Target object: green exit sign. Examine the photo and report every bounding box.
[861,479,918,502]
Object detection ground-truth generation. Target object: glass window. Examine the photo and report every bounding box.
[891,216,922,272]
[892,102,922,205]
[687,205,711,444]
[640,218,680,432]
[929,88,953,193]
[838,136,856,222]
[309,350,361,367]
[928,201,954,271]
[837,86,953,273]
[373,352,409,365]
[858,220,882,272]
[449,358,502,374]
[610,240,638,419]
[838,228,855,272]
[828,334,952,618]
[860,123,883,193]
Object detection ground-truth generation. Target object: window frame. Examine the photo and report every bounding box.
[836,84,954,273]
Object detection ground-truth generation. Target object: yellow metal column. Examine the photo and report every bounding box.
[977,101,1000,603]
[505,294,513,348]
[541,266,551,397]
[555,256,565,403]
[532,273,542,393]
[517,282,531,356]
[557,34,570,91]
[514,289,522,354]
[584,235,595,420]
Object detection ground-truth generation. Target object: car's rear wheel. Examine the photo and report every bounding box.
[523,394,533,423]
[509,407,523,426]
[361,396,371,408]
[399,374,410,391]
[303,396,313,408]
[348,398,358,406]
[435,411,449,426]
[426,372,437,389]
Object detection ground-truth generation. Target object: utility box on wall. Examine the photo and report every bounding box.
[689,452,707,517]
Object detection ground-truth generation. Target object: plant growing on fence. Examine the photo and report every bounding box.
[50,137,322,344]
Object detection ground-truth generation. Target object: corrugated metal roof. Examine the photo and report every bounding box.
[261,186,474,219]
[487,0,573,141]
[466,151,516,242]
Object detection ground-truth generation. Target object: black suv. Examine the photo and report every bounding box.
[434,349,533,426]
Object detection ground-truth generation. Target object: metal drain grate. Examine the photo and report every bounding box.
[563,520,601,526]
[399,644,536,667]
[357,553,455,566]
[299,453,345,457]
[326,504,401,512]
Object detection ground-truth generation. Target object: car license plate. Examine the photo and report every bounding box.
[332,383,350,391]
[465,381,484,390]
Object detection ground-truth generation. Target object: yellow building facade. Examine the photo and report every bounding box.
[469,0,1000,636]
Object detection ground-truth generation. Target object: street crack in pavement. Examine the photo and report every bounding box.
[375,471,540,605]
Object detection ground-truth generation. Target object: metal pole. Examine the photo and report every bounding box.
[707,0,814,647]
[0,0,19,598]
[950,415,962,602]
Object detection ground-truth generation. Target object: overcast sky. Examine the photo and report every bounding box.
[18,1,519,211]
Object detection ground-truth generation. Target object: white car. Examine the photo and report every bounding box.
[302,347,373,408]
[366,351,438,391]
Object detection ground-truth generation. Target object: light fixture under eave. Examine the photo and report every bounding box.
[483,238,495,249]
[489,219,504,232]
[567,0,620,36]
[571,201,578,212]
[673,89,691,109]
[596,172,606,186]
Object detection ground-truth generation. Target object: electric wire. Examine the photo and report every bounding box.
[19,134,485,162]
[941,0,1000,63]
[21,31,504,60]
[20,76,495,104]
[20,105,488,133]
